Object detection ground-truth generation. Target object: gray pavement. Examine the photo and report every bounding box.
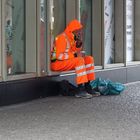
[0,82,140,140]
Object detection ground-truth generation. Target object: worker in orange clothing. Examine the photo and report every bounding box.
[51,19,100,98]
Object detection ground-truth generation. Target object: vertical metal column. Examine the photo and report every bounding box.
[1,0,7,81]
[124,0,127,66]
[37,0,47,76]
[0,0,2,80]
[92,0,102,67]
[36,0,41,76]
[133,0,140,61]
[66,0,76,24]
[114,0,125,64]
[101,0,105,69]
[26,0,37,73]
[46,0,52,75]
[76,0,81,21]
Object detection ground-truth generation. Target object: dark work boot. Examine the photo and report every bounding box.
[85,82,100,97]
[75,84,93,99]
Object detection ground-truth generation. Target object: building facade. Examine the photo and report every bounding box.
[0,0,140,106]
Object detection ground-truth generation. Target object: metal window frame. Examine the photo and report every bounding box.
[124,0,127,67]
[125,0,140,66]
[125,0,134,63]
[45,0,79,76]
[45,0,52,76]
[25,0,37,74]
[102,0,126,69]
[92,0,102,68]
[36,0,41,76]
[1,0,37,81]
[104,0,125,68]
[76,0,80,21]
[45,0,103,77]
[45,0,140,77]
[1,0,6,81]
[0,0,2,81]
[103,0,140,68]
[116,0,140,67]
[101,0,105,69]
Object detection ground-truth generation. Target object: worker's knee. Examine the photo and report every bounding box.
[75,57,85,64]
[84,56,94,63]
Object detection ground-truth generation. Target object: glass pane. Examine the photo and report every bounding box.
[53,0,66,37]
[80,0,92,55]
[104,0,115,64]
[5,0,25,75]
[49,0,66,69]
[126,0,134,62]
[40,0,45,22]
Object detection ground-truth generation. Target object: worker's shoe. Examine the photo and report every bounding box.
[75,90,93,99]
[85,82,100,97]
[75,84,93,99]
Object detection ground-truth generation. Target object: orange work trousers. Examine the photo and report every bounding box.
[51,56,95,85]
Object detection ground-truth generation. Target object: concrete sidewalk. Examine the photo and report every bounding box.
[0,82,140,140]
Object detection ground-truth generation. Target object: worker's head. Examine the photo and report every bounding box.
[73,28,82,41]
[73,29,83,48]
[65,19,83,48]
[65,19,83,33]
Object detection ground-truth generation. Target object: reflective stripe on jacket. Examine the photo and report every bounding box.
[51,32,74,61]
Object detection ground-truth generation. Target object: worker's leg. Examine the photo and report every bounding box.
[84,56,95,81]
[51,58,92,98]
[51,57,88,84]
[83,56,100,96]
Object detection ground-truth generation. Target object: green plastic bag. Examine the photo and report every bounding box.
[90,78,109,95]
[97,78,109,95]
[90,78,99,89]
[108,81,125,95]
[90,78,125,95]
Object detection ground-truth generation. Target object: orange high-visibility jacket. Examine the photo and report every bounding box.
[51,19,95,84]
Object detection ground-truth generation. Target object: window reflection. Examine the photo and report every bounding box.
[80,0,92,55]
[53,0,66,37]
[5,0,25,75]
[126,0,134,62]
[104,0,115,64]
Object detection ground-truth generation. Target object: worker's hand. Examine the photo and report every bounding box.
[74,53,77,57]
[73,30,83,48]
[76,51,86,57]
[76,39,82,48]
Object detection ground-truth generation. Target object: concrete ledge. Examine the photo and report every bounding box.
[1,65,140,106]
[0,77,60,106]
